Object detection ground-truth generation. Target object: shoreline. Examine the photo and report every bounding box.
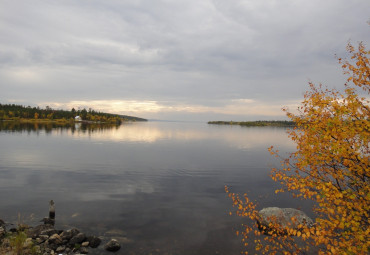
[0,201,121,255]
[0,118,139,125]
[208,120,295,127]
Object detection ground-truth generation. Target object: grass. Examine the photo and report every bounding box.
[0,214,40,255]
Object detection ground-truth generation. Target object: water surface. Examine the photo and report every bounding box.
[0,121,308,254]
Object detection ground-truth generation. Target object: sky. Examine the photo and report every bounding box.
[0,0,369,121]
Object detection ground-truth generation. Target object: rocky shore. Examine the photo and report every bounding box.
[0,220,122,255]
[0,201,121,255]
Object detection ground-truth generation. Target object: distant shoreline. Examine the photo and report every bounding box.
[0,103,147,123]
[207,120,295,127]
[0,118,145,125]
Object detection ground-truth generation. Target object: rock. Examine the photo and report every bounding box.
[27,224,54,238]
[18,223,31,231]
[33,245,41,254]
[38,235,49,243]
[41,217,55,226]
[48,233,63,245]
[56,245,66,253]
[60,229,74,241]
[0,226,5,238]
[0,219,5,227]
[70,228,80,237]
[35,237,43,244]
[69,232,86,245]
[23,238,34,248]
[87,235,101,248]
[1,209,104,255]
[1,238,10,248]
[80,247,89,254]
[258,207,313,234]
[105,239,121,252]
[81,241,89,247]
[40,228,58,237]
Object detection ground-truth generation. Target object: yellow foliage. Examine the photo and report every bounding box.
[226,42,370,254]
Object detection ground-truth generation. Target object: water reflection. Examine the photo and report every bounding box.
[0,120,120,135]
[0,120,294,150]
[0,121,303,255]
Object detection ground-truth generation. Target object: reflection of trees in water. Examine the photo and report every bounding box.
[0,121,120,134]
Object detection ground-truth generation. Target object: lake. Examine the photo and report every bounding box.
[0,121,311,254]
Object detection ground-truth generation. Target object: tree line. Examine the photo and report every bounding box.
[0,104,146,124]
[208,120,295,127]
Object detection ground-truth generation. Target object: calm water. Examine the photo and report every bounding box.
[0,121,309,254]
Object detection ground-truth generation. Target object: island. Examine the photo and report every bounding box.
[207,120,295,127]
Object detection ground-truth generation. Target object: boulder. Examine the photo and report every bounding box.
[87,235,102,248]
[69,232,86,245]
[60,229,73,241]
[105,239,121,252]
[258,207,313,234]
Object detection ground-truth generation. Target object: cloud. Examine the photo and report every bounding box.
[41,97,300,121]
[3,68,44,84]
[0,0,369,120]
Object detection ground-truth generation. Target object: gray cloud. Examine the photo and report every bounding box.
[0,0,369,120]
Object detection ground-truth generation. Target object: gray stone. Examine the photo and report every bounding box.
[41,217,55,226]
[70,228,80,237]
[69,232,86,245]
[104,239,121,252]
[258,207,313,234]
[60,229,73,241]
[87,235,101,248]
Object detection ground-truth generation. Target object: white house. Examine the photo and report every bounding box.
[75,116,82,122]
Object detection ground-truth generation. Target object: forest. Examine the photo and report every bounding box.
[0,103,147,124]
[208,120,295,127]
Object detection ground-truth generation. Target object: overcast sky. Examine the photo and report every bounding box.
[0,0,369,121]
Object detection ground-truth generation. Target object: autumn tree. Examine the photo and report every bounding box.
[227,42,369,254]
